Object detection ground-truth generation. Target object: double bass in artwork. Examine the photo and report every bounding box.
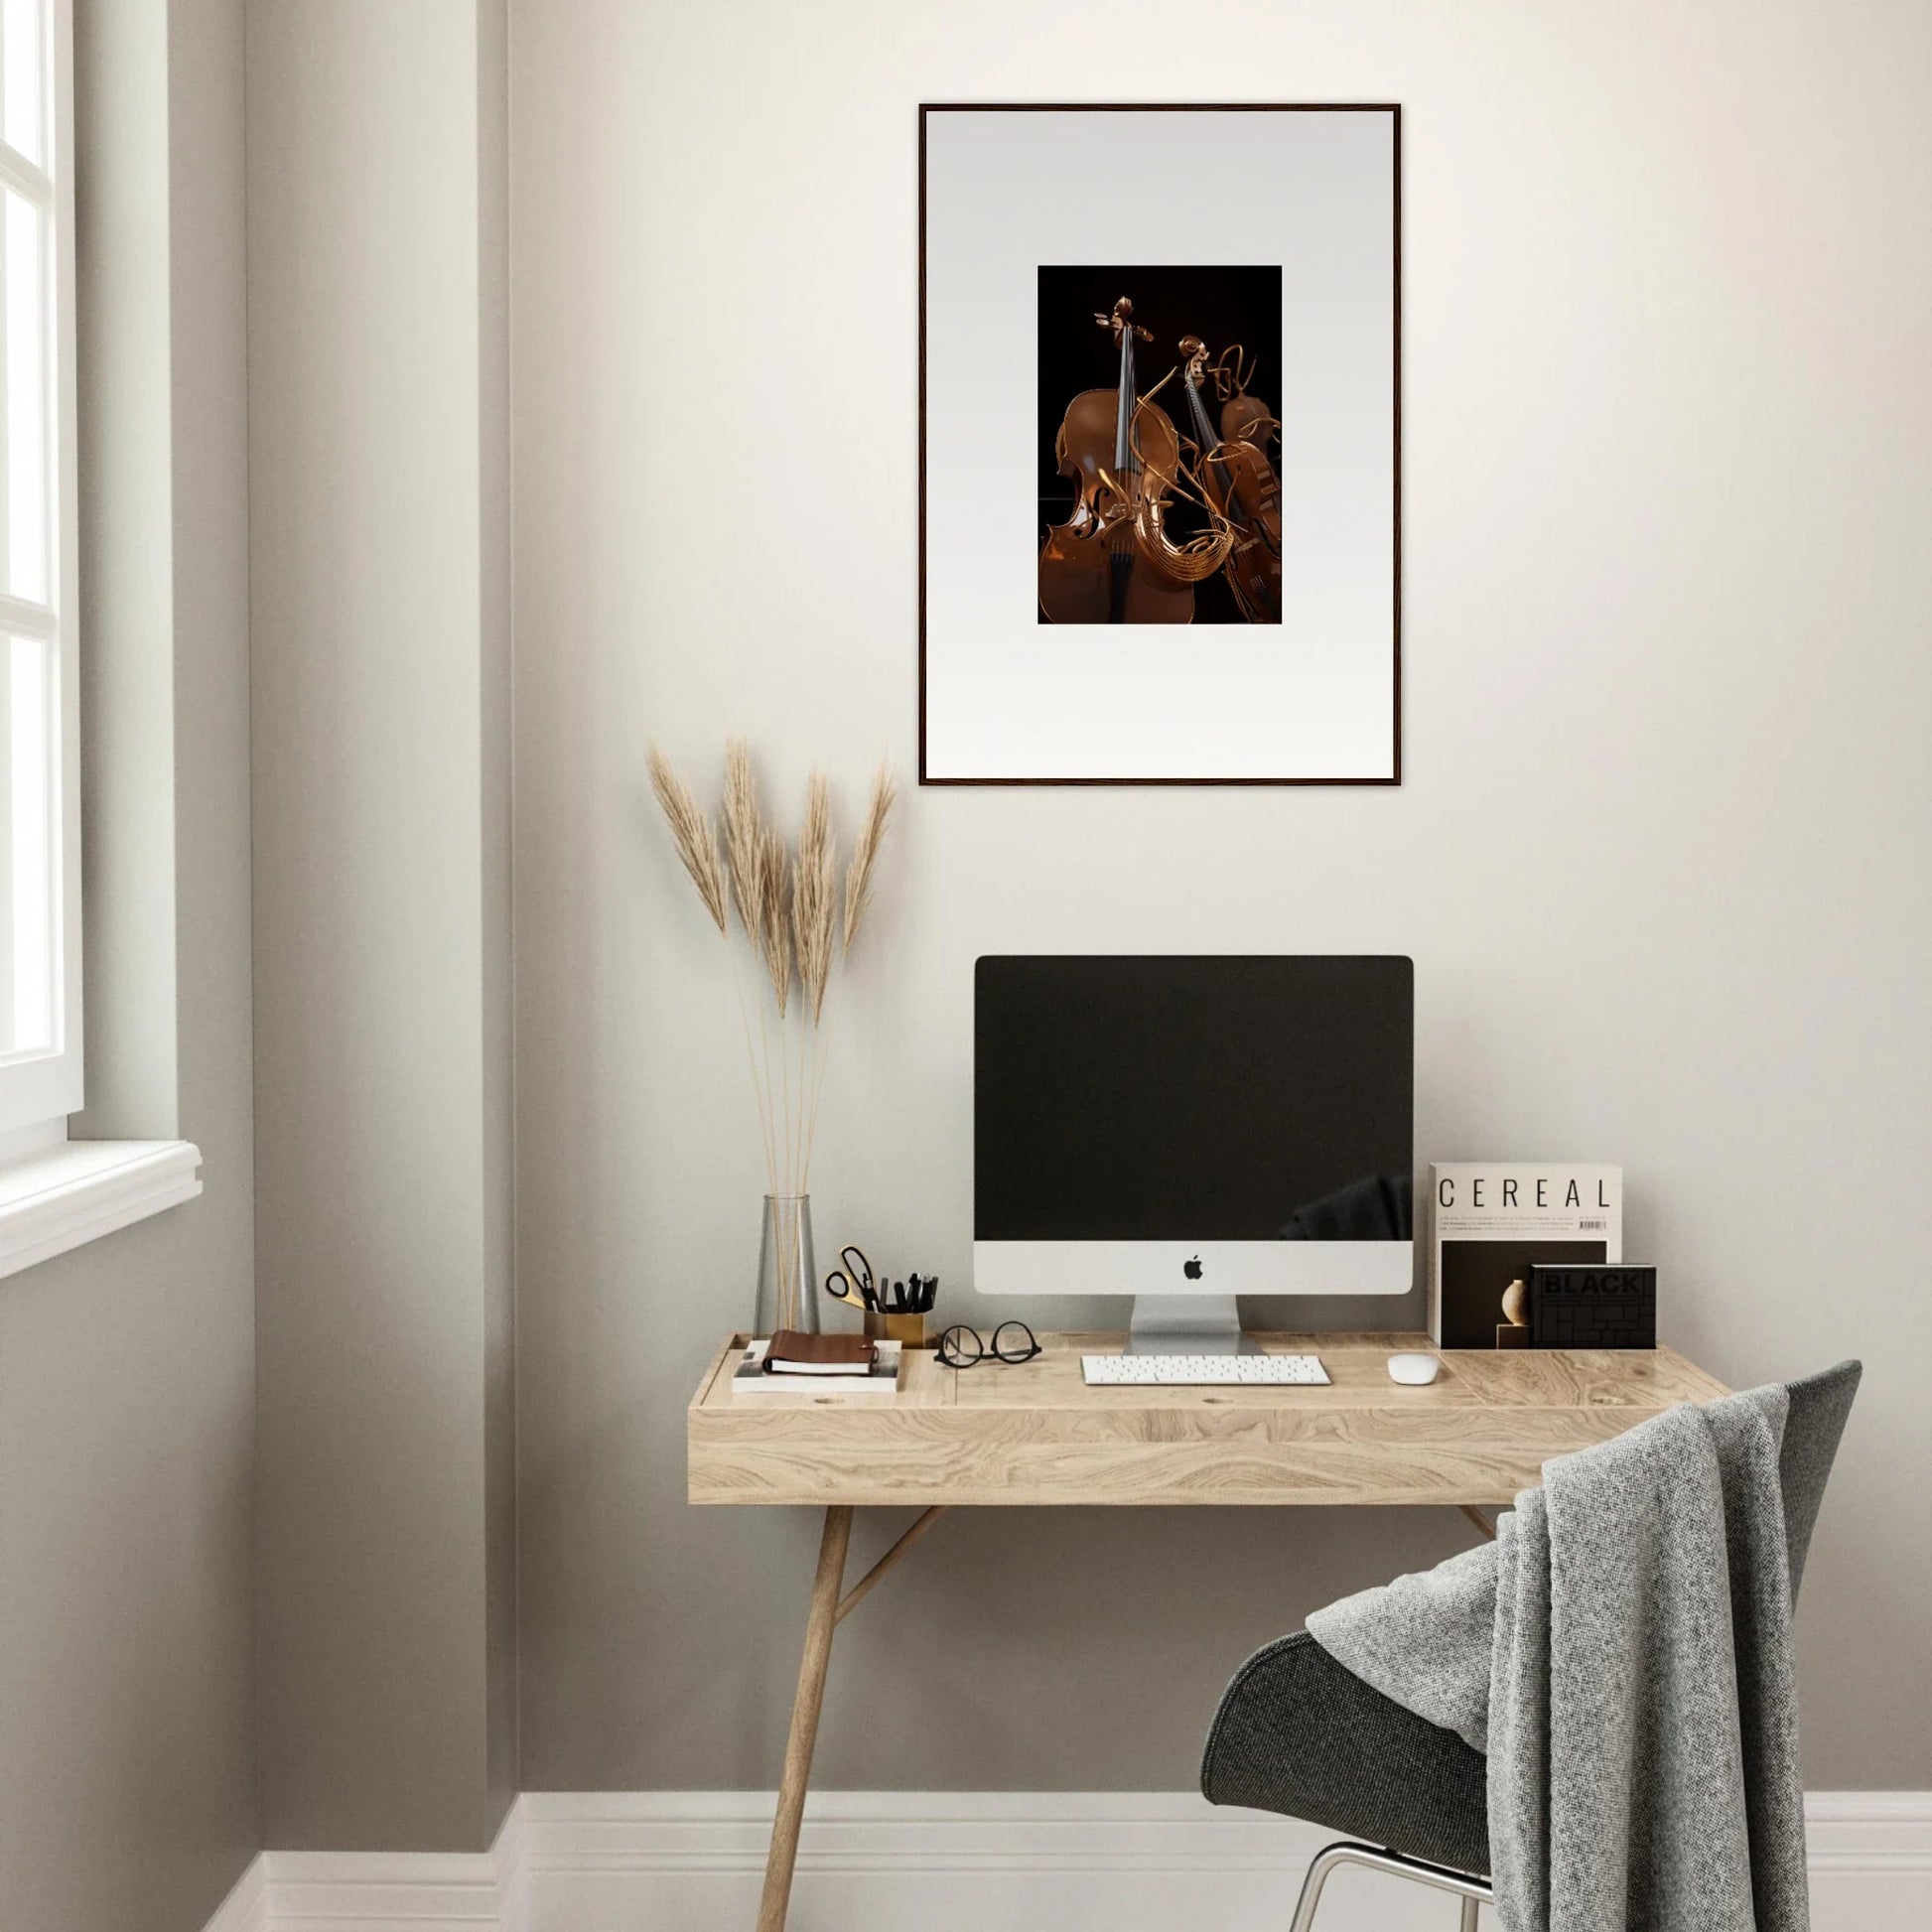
[1037,294,1284,626]
[1177,336,1283,625]
[1036,298,1231,626]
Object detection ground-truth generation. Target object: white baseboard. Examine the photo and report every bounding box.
[201,1854,268,1932]
[201,1790,1932,1932]
[203,1805,529,1932]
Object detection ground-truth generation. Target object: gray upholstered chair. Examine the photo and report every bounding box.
[1200,1361,1862,1930]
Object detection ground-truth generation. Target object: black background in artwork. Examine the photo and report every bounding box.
[1037,264,1283,625]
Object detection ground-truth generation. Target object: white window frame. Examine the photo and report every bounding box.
[0,1,199,1279]
[0,0,79,1142]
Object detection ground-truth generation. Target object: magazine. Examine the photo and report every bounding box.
[1428,1164,1621,1348]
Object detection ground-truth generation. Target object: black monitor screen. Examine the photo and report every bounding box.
[975,956,1414,1241]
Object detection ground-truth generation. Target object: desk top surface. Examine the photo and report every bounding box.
[688,1331,1728,1508]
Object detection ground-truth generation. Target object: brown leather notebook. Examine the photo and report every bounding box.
[764,1330,877,1375]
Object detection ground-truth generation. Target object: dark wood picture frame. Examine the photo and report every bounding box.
[917,102,1402,787]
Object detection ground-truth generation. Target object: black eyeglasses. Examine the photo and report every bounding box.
[936,1320,1040,1368]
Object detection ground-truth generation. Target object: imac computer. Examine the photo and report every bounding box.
[974,955,1414,1354]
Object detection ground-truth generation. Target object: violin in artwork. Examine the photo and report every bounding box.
[1177,337,1283,625]
[1037,297,1218,625]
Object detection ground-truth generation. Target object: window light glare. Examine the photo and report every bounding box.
[1,0,44,168]
[8,633,51,1053]
[3,188,44,606]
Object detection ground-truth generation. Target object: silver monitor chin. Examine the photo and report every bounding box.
[972,1240,1415,1353]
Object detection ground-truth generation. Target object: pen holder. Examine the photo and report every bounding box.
[867,1310,926,1348]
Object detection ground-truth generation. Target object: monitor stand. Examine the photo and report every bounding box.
[1124,1295,1256,1356]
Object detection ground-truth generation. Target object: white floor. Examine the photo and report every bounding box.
[206,1790,1932,1932]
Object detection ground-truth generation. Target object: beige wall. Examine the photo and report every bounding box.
[478,0,519,1834]
[0,4,258,1931]
[511,0,1932,1794]
[250,0,516,1854]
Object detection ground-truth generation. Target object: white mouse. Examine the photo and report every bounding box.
[1387,1352,1442,1386]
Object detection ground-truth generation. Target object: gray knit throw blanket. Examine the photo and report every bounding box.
[1308,1387,1808,1932]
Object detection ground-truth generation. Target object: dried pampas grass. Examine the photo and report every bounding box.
[722,739,765,942]
[646,748,727,935]
[792,773,837,1025]
[757,827,792,1020]
[843,763,896,951]
[647,740,897,1195]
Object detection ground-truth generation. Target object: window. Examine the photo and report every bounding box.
[0,0,75,1143]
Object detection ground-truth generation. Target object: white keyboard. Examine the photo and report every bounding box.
[1081,1352,1329,1387]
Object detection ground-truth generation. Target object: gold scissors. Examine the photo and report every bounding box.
[824,1244,878,1312]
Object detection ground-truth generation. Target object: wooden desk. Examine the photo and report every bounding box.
[688,1331,1726,1931]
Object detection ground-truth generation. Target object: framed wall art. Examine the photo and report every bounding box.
[918,104,1400,785]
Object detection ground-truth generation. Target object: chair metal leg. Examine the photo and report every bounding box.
[1287,1843,1350,1932]
[1289,1841,1492,1932]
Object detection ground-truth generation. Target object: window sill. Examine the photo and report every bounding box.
[0,1139,203,1281]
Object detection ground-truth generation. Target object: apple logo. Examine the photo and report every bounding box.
[1183,1255,1203,1280]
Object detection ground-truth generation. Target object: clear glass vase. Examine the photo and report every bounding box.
[754,1193,818,1338]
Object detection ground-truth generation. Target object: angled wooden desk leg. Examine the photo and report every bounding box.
[758,1504,853,1932]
